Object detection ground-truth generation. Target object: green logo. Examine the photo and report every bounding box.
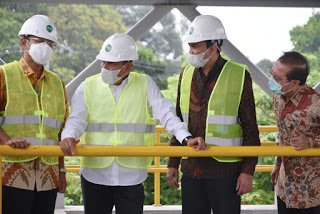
[46,25,53,33]
[105,44,112,52]
[189,27,194,35]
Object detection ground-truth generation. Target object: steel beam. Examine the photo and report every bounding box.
[314,82,320,93]
[2,0,320,7]
[127,5,174,41]
[66,5,173,100]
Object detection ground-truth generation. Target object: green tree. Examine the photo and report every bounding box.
[48,4,126,81]
[0,3,49,63]
[290,12,320,87]
[115,6,188,60]
[256,59,274,77]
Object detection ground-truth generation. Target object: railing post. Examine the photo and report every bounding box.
[154,131,161,206]
[0,155,2,214]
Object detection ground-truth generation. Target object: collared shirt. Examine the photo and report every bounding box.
[274,84,320,209]
[61,74,191,186]
[168,56,260,178]
[1,57,69,191]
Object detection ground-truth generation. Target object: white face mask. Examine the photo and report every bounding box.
[187,48,211,68]
[27,42,53,65]
[101,63,127,85]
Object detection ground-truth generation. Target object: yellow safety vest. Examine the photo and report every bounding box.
[82,72,157,169]
[180,61,249,162]
[0,61,66,165]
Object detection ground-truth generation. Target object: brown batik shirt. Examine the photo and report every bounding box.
[274,84,320,209]
[168,56,260,178]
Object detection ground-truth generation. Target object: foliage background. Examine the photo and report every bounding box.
[1,3,319,206]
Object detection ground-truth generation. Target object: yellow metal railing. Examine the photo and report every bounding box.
[2,125,320,210]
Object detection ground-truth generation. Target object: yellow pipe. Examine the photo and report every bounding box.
[1,145,319,157]
[155,142,277,147]
[65,165,275,173]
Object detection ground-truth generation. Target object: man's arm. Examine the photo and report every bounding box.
[59,81,88,156]
[237,71,261,195]
[239,71,261,175]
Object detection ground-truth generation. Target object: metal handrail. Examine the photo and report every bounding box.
[2,125,305,210]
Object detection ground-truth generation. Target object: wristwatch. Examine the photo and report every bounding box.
[59,168,67,173]
[182,136,193,146]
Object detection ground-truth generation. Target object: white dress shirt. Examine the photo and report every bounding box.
[62,74,190,186]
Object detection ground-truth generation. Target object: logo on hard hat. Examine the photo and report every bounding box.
[105,44,112,52]
[46,25,53,33]
[189,27,194,35]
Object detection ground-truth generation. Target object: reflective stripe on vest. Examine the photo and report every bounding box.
[85,123,155,133]
[207,115,239,125]
[181,113,189,123]
[206,137,242,146]
[43,117,63,129]
[0,115,39,125]
[0,115,62,129]
[24,137,59,146]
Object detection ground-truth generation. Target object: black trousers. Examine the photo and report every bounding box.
[81,175,145,214]
[277,197,320,214]
[2,185,57,214]
[181,174,240,214]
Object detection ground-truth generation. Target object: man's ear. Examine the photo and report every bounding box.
[126,62,133,72]
[20,37,28,50]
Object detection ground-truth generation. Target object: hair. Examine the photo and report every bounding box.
[205,39,223,53]
[278,51,309,85]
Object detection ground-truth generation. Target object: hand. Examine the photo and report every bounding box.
[5,138,30,149]
[58,171,67,193]
[59,138,80,156]
[236,173,253,195]
[167,167,179,189]
[291,128,310,150]
[187,137,209,151]
[271,164,280,185]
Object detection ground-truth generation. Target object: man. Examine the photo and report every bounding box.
[59,33,205,214]
[270,51,320,214]
[0,15,68,214]
[167,15,260,214]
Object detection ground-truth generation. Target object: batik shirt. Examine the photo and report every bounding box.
[274,84,320,209]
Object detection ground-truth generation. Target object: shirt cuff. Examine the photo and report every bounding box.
[175,129,192,144]
[61,130,78,141]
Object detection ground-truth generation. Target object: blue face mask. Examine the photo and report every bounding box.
[268,77,292,95]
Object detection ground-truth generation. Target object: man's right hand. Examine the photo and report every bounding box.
[271,164,280,185]
[59,138,80,156]
[167,167,179,189]
[5,138,30,149]
[187,137,209,151]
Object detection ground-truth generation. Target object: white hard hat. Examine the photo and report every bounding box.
[18,15,58,43]
[183,15,227,43]
[96,33,139,62]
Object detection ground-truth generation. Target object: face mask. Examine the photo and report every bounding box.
[268,76,293,95]
[187,48,211,68]
[27,42,53,65]
[101,63,127,85]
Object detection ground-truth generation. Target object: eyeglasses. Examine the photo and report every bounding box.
[269,69,291,83]
[27,37,55,48]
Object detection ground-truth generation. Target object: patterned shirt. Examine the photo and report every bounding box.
[1,57,69,191]
[274,84,320,209]
[168,56,260,178]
